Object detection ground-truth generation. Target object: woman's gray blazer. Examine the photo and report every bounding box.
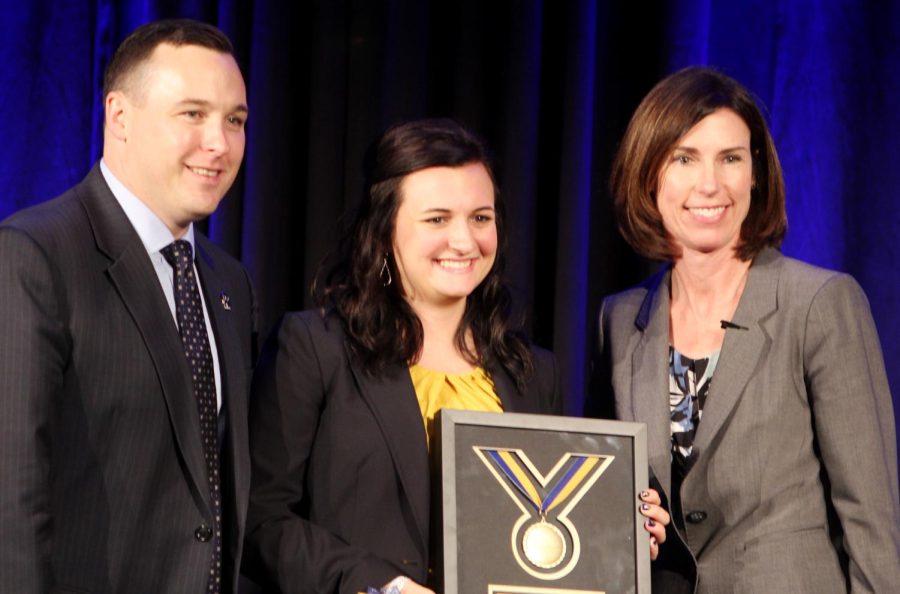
[590,247,900,593]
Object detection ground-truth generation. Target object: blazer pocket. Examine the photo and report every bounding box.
[736,526,845,593]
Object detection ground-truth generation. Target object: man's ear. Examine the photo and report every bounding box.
[105,91,129,142]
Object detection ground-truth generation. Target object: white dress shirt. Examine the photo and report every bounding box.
[100,160,222,411]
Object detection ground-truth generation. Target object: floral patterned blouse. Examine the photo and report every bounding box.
[668,345,720,525]
[669,346,720,464]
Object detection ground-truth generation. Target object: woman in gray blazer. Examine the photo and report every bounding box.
[589,67,900,593]
[244,119,669,594]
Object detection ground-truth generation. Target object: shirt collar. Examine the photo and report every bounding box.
[100,159,195,255]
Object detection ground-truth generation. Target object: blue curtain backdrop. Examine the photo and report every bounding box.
[1,1,897,445]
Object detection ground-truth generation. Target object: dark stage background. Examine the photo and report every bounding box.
[2,1,897,447]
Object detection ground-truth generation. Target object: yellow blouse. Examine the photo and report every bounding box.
[409,364,503,448]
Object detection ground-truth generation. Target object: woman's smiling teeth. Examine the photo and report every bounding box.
[436,258,474,270]
[689,205,726,219]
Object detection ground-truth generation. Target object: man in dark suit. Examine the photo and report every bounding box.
[0,20,256,593]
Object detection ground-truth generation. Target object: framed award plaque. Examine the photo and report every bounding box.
[433,410,649,594]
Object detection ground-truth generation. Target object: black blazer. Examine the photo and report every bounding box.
[0,165,257,593]
[244,309,561,594]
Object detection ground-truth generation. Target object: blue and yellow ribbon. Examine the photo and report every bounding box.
[485,450,600,515]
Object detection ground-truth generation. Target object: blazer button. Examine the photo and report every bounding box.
[686,511,708,524]
[194,524,213,542]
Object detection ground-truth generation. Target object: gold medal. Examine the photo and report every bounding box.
[522,520,566,569]
[475,447,615,578]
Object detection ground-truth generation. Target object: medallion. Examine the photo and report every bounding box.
[474,447,614,580]
[522,520,566,569]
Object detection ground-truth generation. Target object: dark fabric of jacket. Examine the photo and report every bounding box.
[244,309,562,594]
[0,165,257,593]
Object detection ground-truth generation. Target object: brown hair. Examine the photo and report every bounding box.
[103,19,235,99]
[314,118,534,392]
[610,66,787,261]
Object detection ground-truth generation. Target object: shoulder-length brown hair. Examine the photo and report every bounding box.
[314,118,534,391]
[610,66,787,261]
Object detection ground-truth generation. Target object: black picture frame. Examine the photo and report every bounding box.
[433,409,649,594]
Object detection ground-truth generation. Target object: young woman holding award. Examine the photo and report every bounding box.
[244,118,669,594]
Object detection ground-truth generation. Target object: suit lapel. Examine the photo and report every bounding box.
[78,166,211,513]
[349,357,431,554]
[630,270,675,496]
[488,363,539,413]
[692,249,780,458]
[195,240,250,537]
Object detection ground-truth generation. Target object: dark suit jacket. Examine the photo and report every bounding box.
[590,248,900,593]
[0,165,257,593]
[244,309,561,594]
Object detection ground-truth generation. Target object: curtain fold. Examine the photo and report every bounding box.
[1,0,897,447]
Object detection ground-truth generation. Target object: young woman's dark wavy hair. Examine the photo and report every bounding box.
[314,118,534,392]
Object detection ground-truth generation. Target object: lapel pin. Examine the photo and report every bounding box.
[220,292,231,311]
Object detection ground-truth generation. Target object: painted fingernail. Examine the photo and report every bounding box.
[651,537,657,546]
[647,519,656,527]
[641,503,650,511]
[640,490,650,499]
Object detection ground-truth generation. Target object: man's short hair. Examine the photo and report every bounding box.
[103,19,235,99]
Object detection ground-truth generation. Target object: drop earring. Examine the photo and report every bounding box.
[380,255,392,287]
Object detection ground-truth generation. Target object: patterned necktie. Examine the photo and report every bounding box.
[160,240,222,594]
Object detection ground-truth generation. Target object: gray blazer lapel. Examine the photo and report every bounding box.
[692,249,780,457]
[79,168,211,515]
[631,270,675,496]
[349,358,430,555]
